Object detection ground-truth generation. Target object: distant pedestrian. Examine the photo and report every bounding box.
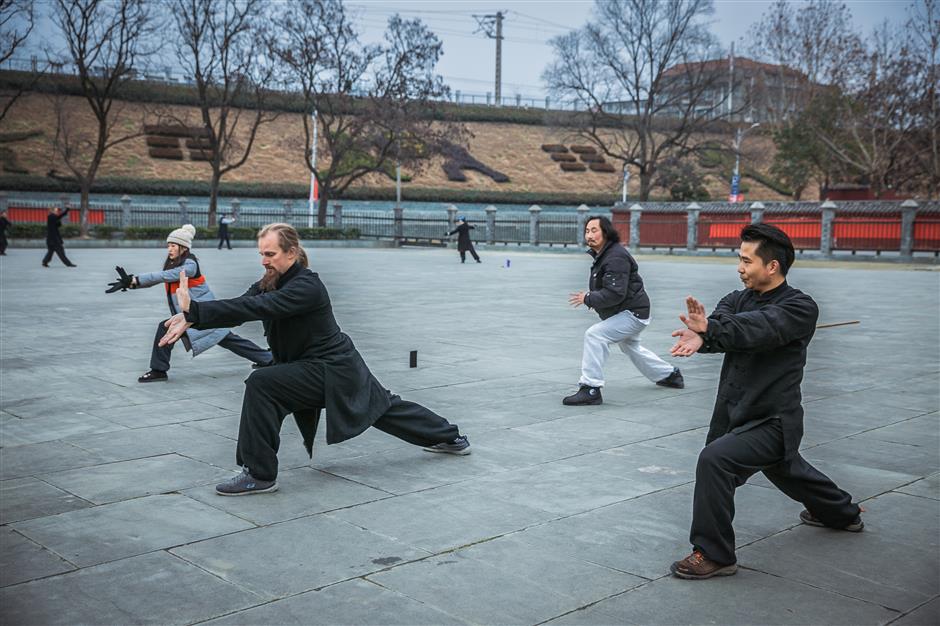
[668,224,863,580]
[105,224,272,383]
[42,205,76,267]
[218,213,236,250]
[0,209,10,255]
[563,216,682,406]
[447,216,480,263]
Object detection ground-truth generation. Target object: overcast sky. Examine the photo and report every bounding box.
[18,0,913,100]
[348,0,913,100]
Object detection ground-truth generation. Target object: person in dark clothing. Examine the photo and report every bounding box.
[668,223,863,580]
[42,206,76,267]
[447,216,480,263]
[160,222,471,495]
[218,213,236,250]
[563,216,683,406]
[0,209,10,255]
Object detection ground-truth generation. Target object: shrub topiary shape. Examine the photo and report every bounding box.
[149,147,184,160]
[589,162,615,173]
[441,142,509,183]
[560,162,587,172]
[541,144,568,153]
[146,136,180,147]
[579,153,605,163]
[144,124,209,138]
[551,153,577,162]
[570,145,597,154]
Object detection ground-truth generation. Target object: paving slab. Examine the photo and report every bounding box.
[895,473,940,500]
[12,493,255,567]
[0,477,92,525]
[891,597,940,626]
[0,551,264,625]
[0,526,75,587]
[39,454,234,504]
[0,440,107,480]
[170,513,431,598]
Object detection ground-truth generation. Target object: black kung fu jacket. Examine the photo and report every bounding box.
[583,241,651,320]
[184,263,391,444]
[698,281,818,459]
[46,208,69,245]
[447,222,476,251]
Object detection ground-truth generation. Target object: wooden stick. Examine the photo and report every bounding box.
[815,320,861,329]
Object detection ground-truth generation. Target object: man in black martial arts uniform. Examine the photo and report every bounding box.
[668,223,863,580]
[160,223,470,496]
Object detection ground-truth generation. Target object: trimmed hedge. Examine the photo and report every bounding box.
[144,124,208,138]
[146,136,180,147]
[570,145,597,154]
[185,138,213,149]
[560,162,587,172]
[541,144,568,153]
[189,150,215,161]
[0,174,682,205]
[149,147,184,160]
[589,162,616,173]
[7,223,359,240]
[579,153,605,163]
[550,153,577,162]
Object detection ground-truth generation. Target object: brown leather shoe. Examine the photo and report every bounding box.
[670,550,737,580]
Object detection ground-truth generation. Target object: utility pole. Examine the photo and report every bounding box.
[728,41,734,121]
[307,110,318,228]
[474,11,504,106]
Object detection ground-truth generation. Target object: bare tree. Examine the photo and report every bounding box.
[908,0,940,198]
[542,0,728,200]
[50,0,154,236]
[171,0,278,226]
[270,0,462,226]
[0,0,36,124]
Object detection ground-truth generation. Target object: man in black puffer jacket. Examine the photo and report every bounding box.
[564,216,683,405]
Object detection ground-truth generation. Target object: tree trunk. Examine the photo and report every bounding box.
[79,182,91,238]
[638,171,653,201]
[208,171,221,227]
[317,189,329,228]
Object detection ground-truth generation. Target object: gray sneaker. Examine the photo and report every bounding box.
[423,435,471,455]
[215,468,278,496]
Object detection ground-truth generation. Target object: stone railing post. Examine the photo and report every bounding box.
[528,204,542,246]
[120,195,132,229]
[393,206,403,242]
[750,201,765,225]
[332,204,343,230]
[177,197,189,224]
[59,194,69,217]
[485,205,497,244]
[820,200,836,257]
[230,198,240,219]
[576,204,590,245]
[446,204,458,233]
[629,203,643,252]
[282,199,294,223]
[686,202,701,251]
[900,199,918,259]
[0,191,8,215]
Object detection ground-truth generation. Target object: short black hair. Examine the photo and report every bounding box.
[740,223,795,275]
[585,215,620,244]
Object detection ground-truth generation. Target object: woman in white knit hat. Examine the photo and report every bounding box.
[107,224,272,382]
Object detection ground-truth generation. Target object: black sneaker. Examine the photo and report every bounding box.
[423,435,471,455]
[656,368,685,389]
[216,468,278,496]
[138,369,168,383]
[562,385,603,406]
[799,509,864,532]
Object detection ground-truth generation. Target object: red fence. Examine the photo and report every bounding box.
[639,212,685,247]
[9,206,107,225]
[914,215,940,251]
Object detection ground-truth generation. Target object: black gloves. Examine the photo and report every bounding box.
[105,266,135,293]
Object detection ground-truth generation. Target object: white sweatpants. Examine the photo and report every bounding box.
[579,310,674,388]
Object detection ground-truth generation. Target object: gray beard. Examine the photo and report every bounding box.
[259,268,280,292]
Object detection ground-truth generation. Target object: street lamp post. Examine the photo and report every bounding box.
[731,122,760,202]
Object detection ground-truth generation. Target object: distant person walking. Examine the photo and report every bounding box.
[447,216,481,263]
[42,205,76,267]
[0,209,10,255]
[218,213,236,250]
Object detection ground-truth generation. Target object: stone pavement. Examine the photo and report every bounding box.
[1,244,937,626]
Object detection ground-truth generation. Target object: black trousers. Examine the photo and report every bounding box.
[149,320,272,371]
[218,232,231,249]
[459,244,480,263]
[42,242,73,266]
[0,233,7,254]
[691,419,859,565]
[236,362,460,481]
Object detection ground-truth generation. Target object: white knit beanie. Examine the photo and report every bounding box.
[167,224,196,249]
